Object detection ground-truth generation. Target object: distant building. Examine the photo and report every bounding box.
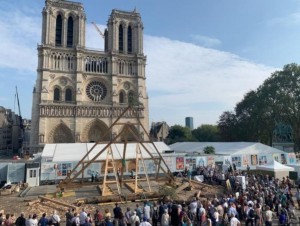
[185,117,194,130]
[150,122,169,142]
[0,106,23,153]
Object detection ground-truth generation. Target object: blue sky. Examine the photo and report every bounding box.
[0,0,299,128]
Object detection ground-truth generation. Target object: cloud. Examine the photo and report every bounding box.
[0,4,40,73]
[268,12,300,27]
[190,34,221,48]
[143,36,276,126]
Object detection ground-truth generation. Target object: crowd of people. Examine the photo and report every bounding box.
[0,165,299,226]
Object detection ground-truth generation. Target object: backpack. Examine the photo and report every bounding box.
[248,209,255,219]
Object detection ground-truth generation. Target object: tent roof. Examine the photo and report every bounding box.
[169,142,286,155]
[256,160,295,172]
[42,142,171,162]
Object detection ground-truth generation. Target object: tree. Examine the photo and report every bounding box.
[166,125,195,144]
[192,124,220,142]
[217,63,300,150]
[203,146,215,154]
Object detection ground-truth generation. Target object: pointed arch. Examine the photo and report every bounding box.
[118,24,124,53]
[128,90,135,104]
[55,14,63,46]
[48,122,74,143]
[54,87,61,101]
[65,88,73,101]
[120,124,141,141]
[67,16,74,47]
[127,25,132,53]
[82,119,110,142]
[119,90,126,104]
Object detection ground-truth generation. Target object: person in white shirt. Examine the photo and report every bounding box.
[27,214,38,226]
[161,209,170,226]
[79,209,87,226]
[143,203,151,220]
[230,214,240,226]
[189,198,198,215]
[264,206,274,226]
[51,211,61,226]
[140,217,152,226]
[130,211,140,226]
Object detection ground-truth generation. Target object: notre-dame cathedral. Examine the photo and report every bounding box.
[30,0,149,152]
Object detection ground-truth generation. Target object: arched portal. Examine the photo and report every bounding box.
[120,124,141,141]
[48,123,74,143]
[82,119,110,142]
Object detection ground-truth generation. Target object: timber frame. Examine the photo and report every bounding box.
[58,106,174,196]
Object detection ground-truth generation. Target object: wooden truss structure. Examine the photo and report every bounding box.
[59,106,174,196]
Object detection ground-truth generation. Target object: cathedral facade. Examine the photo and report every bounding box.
[30,0,149,152]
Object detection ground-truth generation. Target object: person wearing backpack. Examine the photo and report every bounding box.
[246,204,255,226]
[151,202,159,226]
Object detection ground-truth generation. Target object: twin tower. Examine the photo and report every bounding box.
[30,0,149,151]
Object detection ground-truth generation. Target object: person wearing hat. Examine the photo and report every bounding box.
[139,217,151,226]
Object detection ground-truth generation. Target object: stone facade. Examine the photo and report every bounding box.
[0,106,23,153]
[30,0,149,152]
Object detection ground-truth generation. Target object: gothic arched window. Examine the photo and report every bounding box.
[55,15,63,46]
[128,26,132,53]
[128,91,135,104]
[119,91,125,103]
[65,88,73,101]
[67,16,74,48]
[119,24,123,53]
[54,87,61,101]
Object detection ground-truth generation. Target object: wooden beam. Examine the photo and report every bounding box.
[39,196,77,210]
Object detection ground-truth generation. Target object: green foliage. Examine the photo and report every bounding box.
[203,146,215,154]
[158,185,177,200]
[217,63,300,150]
[167,125,195,144]
[192,124,220,142]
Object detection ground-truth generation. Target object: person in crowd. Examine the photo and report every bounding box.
[79,209,88,226]
[51,211,61,226]
[129,211,140,226]
[15,213,26,226]
[38,213,48,226]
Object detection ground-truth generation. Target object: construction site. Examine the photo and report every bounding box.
[0,107,224,221]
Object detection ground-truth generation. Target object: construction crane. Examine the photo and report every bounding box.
[91,22,104,39]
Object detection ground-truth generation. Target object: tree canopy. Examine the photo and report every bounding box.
[217,63,300,150]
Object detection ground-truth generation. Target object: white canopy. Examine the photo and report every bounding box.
[256,160,295,172]
[41,142,171,162]
[170,142,286,155]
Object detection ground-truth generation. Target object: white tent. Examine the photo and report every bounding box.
[256,160,295,179]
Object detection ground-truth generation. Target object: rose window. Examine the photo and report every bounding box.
[86,81,107,101]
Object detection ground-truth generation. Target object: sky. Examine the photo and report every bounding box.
[1,0,300,128]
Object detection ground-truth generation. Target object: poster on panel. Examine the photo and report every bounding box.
[242,155,249,166]
[197,156,207,167]
[281,154,287,164]
[258,155,267,165]
[207,156,215,167]
[251,155,258,166]
[288,153,296,164]
[176,157,184,170]
[232,156,241,167]
[185,158,197,170]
